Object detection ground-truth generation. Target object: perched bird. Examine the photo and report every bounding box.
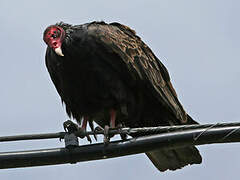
[43,21,202,171]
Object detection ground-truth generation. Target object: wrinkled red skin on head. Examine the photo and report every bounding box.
[43,26,65,49]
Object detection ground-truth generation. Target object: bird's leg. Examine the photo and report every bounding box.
[109,110,127,140]
[104,109,116,144]
[110,109,116,128]
[81,116,88,130]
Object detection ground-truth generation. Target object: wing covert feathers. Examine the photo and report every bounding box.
[86,22,187,123]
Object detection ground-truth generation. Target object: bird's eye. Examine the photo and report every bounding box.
[51,34,57,38]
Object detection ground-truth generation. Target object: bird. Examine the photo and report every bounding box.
[43,21,202,172]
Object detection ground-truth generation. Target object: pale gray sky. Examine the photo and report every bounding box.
[0,0,240,179]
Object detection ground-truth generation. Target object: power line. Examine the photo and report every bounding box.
[0,122,240,169]
[1,122,239,142]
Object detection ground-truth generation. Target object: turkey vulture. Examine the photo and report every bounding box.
[43,21,202,171]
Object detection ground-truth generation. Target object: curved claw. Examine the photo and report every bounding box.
[86,134,92,143]
[93,133,97,141]
[89,120,97,141]
[94,126,104,132]
[59,137,64,142]
[77,127,92,143]
[117,123,127,140]
[63,120,78,133]
[120,133,127,140]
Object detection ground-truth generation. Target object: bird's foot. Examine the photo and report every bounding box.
[103,125,119,144]
[117,123,127,140]
[60,120,78,141]
[95,124,127,144]
[63,120,79,133]
[78,127,92,143]
[62,120,92,143]
[62,120,79,147]
[103,108,117,144]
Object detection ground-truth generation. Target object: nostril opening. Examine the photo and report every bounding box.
[53,42,57,46]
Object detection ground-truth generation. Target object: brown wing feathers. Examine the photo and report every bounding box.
[87,22,187,123]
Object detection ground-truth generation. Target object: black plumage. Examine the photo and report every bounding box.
[43,21,202,171]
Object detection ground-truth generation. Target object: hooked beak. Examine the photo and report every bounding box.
[54,47,64,56]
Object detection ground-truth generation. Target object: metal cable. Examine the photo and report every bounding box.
[0,122,240,142]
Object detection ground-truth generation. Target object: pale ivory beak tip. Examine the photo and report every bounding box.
[55,47,64,56]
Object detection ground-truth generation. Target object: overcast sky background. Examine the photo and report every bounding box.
[0,0,240,179]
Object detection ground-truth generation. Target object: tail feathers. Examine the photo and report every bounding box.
[146,146,202,172]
